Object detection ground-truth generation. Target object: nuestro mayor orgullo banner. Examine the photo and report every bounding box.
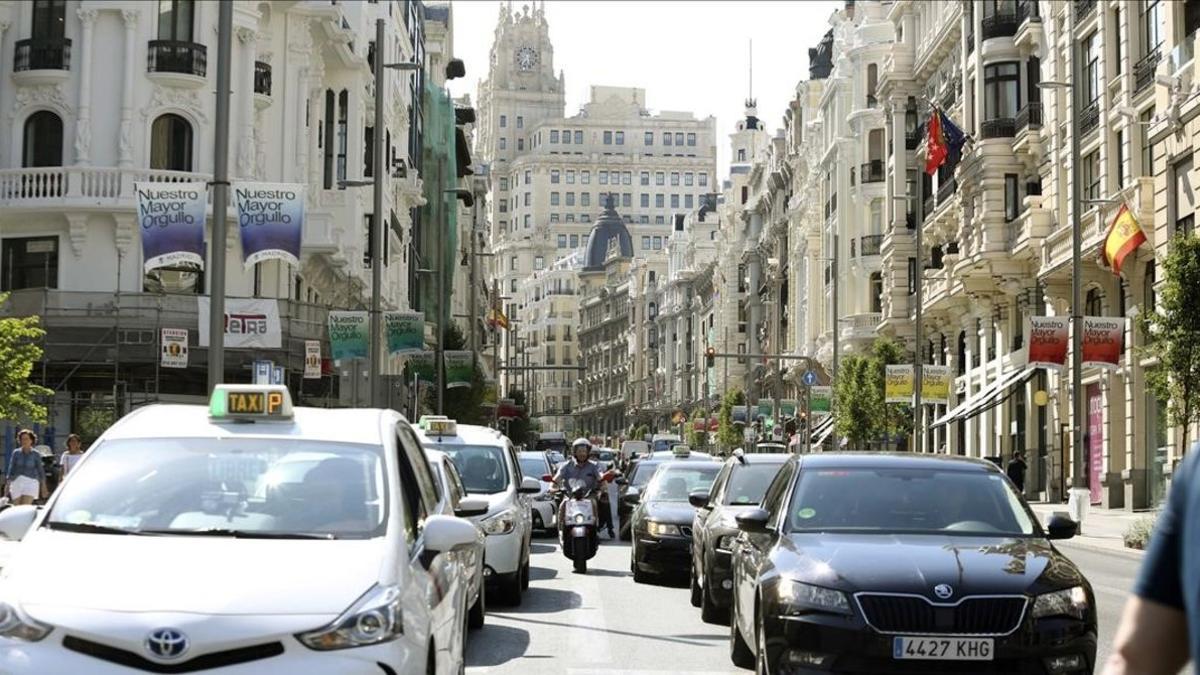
[327,311,369,361]
[1082,316,1125,368]
[409,351,436,384]
[885,364,914,403]
[810,386,832,416]
[921,364,951,405]
[136,181,207,273]
[235,182,305,267]
[385,311,425,355]
[444,351,474,388]
[1028,316,1069,368]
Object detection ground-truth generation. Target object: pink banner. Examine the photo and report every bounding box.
[1087,384,1104,505]
[1081,317,1124,368]
[1028,317,1069,368]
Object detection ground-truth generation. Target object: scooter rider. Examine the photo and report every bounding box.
[554,438,602,493]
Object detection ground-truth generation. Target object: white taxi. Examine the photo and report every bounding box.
[414,418,538,606]
[0,385,479,675]
[423,448,487,630]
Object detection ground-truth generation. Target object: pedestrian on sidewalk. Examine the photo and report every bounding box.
[58,434,84,483]
[1007,451,1027,493]
[1104,445,1199,674]
[5,429,48,506]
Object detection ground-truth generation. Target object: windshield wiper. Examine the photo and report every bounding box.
[138,528,336,540]
[45,521,146,536]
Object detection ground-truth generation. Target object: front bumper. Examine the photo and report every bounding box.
[763,611,1097,674]
[702,548,734,606]
[633,532,692,574]
[483,527,523,576]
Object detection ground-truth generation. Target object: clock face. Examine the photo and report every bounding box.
[516,46,538,71]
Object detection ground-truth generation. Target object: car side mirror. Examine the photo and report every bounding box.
[620,492,640,506]
[735,508,771,534]
[1045,513,1078,540]
[0,505,38,541]
[455,498,489,519]
[688,490,710,509]
[424,515,480,554]
[615,477,628,486]
[518,477,542,494]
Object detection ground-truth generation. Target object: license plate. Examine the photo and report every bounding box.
[892,637,994,661]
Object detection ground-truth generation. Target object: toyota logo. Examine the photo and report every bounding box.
[933,584,954,600]
[145,628,189,660]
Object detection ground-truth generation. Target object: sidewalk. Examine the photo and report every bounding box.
[1028,502,1156,558]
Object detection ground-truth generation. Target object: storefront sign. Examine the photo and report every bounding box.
[810,386,832,417]
[235,182,305,267]
[885,365,914,403]
[303,340,322,379]
[1028,316,1069,368]
[136,181,207,273]
[921,365,951,404]
[444,351,474,388]
[198,297,282,349]
[160,328,188,369]
[1081,316,1124,368]
[385,311,426,355]
[327,311,369,361]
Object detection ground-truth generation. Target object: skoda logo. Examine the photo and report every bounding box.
[145,628,189,660]
[933,584,954,600]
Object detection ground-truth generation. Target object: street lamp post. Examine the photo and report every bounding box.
[207,2,232,394]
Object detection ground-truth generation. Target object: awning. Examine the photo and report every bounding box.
[931,366,1037,428]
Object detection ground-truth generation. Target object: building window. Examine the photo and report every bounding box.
[31,0,67,42]
[1085,288,1104,316]
[582,193,590,206]
[653,236,663,250]
[509,255,518,272]
[22,110,63,167]
[671,194,680,208]
[675,132,684,145]
[550,192,560,206]
[1144,261,1157,311]
[1173,154,1195,235]
[566,213,575,222]
[644,131,654,145]
[599,171,608,185]
[687,132,696,146]
[655,171,665,186]
[615,131,624,145]
[1,236,58,291]
[499,137,506,150]
[1082,31,1101,104]
[524,170,532,185]
[640,171,650,186]
[642,236,650,250]
[523,214,530,228]
[684,172,694,187]
[534,255,544,270]
[655,194,665,208]
[574,130,583,144]
[1004,173,1019,221]
[1116,128,1128,184]
[640,215,649,223]
[550,130,559,143]
[670,172,680,186]
[737,148,746,162]
[570,234,579,247]
[699,172,708,187]
[516,116,524,129]
[566,192,575,206]
[623,171,632,185]
[517,138,524,151]
[157,0,195,41]
[500,177,508,191]
[603,131,612,145]
[551,170,560,183]
[622,193,631,207]
[870,272,883,313]
[663,132,672,145]
[1083,150,1101,200]
[581,170,590,184]
[1141,107,1155,175]
[500,114,507,128]
[640,193,650,207]
[566,170,575,184]
[562,129,572,144]
[524,192,531,206]
[510,278,517,293]
[983,61,1020,120]
[685,194,694,208]
[1142,0,1164,56]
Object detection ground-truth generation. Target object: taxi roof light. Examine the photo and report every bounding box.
[425,418,458,437]
[209,384,294,422]
[417,415,449,430]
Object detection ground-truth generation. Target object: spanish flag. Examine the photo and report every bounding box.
[1102,204,1146,276]
[487,307,510,330]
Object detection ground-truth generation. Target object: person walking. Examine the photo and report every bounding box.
[6,429,48,506]
[59,433,84,482]
[1007,451,1027,493]
[1103,446,1199,674]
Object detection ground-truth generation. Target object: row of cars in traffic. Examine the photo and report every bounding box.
[618,446,1099,674]
[0,385,544,674]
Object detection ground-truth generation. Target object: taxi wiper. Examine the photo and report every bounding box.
[139,528,336,540]
[45,521,146,536]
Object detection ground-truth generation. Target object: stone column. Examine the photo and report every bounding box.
[236,27,258,179]
[75,7,97,165]
[119,9,138,168]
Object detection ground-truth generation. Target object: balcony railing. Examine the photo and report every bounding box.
[923,195,936,219]
[13,38,71,71]
[981,13,1019,40]
[1074,0,1097,21]
[859,160,885,184]
[0,166,212,206]
[1134,49,1160,95]
[254,61,272,96]
[860,234,884,257]
[936,177,958,205]
[147,40,207,77]
[1079,100,1100,136]
[980,117,1017,139]
[1016,102,1043,131]
[1017,0,1040,25]
[1169,30,1197,78]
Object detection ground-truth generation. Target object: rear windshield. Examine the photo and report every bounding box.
[723,462,785,505]
[440,445,511,494]
[519,456,548,479]
[644,465,721,502]
[630,462,661,488]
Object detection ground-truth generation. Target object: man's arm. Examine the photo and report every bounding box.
[1103,597,1190,675]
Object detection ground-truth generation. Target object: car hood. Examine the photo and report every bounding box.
[642,501,697,525]
[779,533,1082,597]
[4,530,387,615]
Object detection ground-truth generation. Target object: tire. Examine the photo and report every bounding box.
[701,576,729,625]
[426,640,437,675]
[468,582,486,630]
[532,511,544,532]
[619,519,632,541]
[520,556,530,590]
[729,607,755,669]
[498,572,522,606]
[690,570,703,608]
[573,556,587,574]
[755,611,775,675]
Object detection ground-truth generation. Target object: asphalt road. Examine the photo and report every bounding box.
[467,535,1192,674]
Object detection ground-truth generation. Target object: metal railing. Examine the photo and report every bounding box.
[1074,0,1097,21]
[14,38,71,71]
[254,61,272,96]
[147,40,207,77]
[860,234,884,257]
[1134,49,1160,95]
[1079,100,1100,136]
[1016,102,1043,131]
[1017,0,1040,25]
[936,177,958,205]
[981,117,1017,139]
[860,160,885,184]
[981,13,1019,40]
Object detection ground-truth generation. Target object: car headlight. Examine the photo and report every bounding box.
[480,510,516,536]
[0,602,52,642]
[777,580,851,616]
[716,534,738,552]
[1031,586,1089,621]
[297,583,404,650]
[646,521,681,537]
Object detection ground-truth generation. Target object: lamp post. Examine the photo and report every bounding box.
[207,2,232,394]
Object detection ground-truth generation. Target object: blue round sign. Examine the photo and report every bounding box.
[802,370,817,386]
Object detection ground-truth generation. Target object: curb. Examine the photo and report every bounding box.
[1055,537,1145,561]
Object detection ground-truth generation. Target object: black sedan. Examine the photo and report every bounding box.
[730,453,1096,674]
[689,452,788,624]
[626,461,722,583]
[616,450,713,540]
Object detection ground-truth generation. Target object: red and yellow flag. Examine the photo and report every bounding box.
[487,307,510,330]
[1102,204,1146,276]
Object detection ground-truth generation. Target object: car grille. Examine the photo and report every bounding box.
[61,635,285,673]
[856,594,1027,636]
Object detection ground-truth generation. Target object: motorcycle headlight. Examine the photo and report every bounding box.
[296,584,403,650]
[0,602,53,642]
[1031,586,1089,621]
[777,580,851,616]
[716,534,738,552]
[481,510,516,536]
[574,514,585,524]
[646,521,681,537]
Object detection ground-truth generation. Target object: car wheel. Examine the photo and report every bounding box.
[754,610,777,675]
[499,572,523,606]
[468,582,486,630]
[520,557,530,591]
[690,569,703,607]
[701,575,729,625]
[532,511,544,532]
[729,605,755,669]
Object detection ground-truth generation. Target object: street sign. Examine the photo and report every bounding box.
[802,370,817,386]
[253,360,272,385]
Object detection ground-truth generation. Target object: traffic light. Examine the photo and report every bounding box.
[705,346,715,368]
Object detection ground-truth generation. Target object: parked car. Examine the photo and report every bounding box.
[425,449,490,629]
[730,453,1096,674]
[626,461,722,583]
[518,451,557,533]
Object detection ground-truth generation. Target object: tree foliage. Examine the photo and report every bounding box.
[425,322,486,425]
[687,408,706,448]
[833,337,913,450]
[0,294,54,423]
[1139,234,1200,453]
[717,388,747,449]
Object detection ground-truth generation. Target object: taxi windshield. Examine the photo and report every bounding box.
[442,445,511,494]
[644,465,720,503]
[45,438,388,538]
[723,463,785,506]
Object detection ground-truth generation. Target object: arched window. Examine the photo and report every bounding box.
[1085,288,1104,316]
[22,111,63,167]
[150,114,193,171]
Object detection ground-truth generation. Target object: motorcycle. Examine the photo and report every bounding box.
[556,478,599,574]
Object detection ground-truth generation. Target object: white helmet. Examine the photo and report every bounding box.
[571,437,592,451]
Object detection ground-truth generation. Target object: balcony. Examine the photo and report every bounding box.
[860,234,884,257]
[1074,0,1097,22]
[0,166,212,209]
[840,313,882,342]
[866,94,879,109]
[1017,0,1040,25]
[147,40,207,86]
[13,38,71,80]
[906,122,925,150]
[1015,102,1043,131]
[1079,100,1100,136]
[980,117,1017,139]
[859,160,885,184]
[936,177,958,205]
[923,195,936,220]
[254,61,272,97]
[981,13,1018,41]
[1134,50,1160,96]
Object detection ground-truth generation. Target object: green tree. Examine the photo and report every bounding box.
[834,337,913,450]
[871,337,914,448]
[0,294,54,423]
[1140,234,1200,454]
[717,388,747,449]
[687,408,706,448]
[425,322,486,425]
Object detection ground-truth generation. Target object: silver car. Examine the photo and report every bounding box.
[425,449,489,629]
[518,451,557,533]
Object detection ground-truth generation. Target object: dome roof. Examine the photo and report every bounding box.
[583,194,633,271]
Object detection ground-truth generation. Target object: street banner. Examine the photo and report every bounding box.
[810,386,832,417]
[921,364,951,404]
[136,181,207,273]
[303,340,322,379]
[693,418,706,432]
[444,351,474,388]
[160,328,188,369]
[410,351,437,384]
[253,360,272,385]
[271,365,285,385]
[497,398,521,420]
[327,311,369,361]
[1082,316,1124,368]
[385,311,425,355]
[731,405,748,426]
[1028,316,1069,368]
[886,365,915,403]
[234,182,305,267]
[756,400,774,420]
[198,297,282,349]
[780,399,797,418]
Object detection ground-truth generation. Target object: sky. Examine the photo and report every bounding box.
[445,0,841,179]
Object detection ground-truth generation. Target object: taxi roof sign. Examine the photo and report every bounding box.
[417,415,449,430]
[671,444,691,457]
[424,418,458,437]
[209,384,293,421]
